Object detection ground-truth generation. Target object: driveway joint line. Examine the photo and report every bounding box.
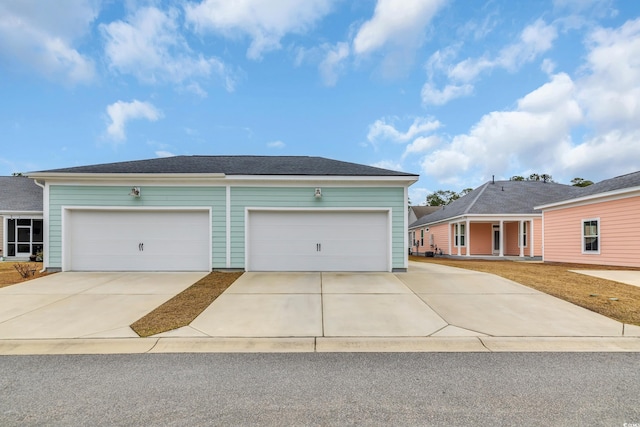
[478,337,493,352]
[145,338,161,353]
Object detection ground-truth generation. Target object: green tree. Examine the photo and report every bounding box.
[426,190,461,206]
[510,175,525,181]
[571,177,594,187]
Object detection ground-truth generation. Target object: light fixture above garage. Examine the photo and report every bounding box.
[314,188,322,198]
[129,187,141,197]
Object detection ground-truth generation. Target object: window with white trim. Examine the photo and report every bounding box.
[519,222,528,248]
[454,223,466,247]
[582,219,599,253]
[6,219,43,257]
[420,229,424,246]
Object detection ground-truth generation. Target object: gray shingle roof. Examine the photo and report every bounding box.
[574,170,640,197]
[409,180,582,228]
[409,206,441,219]
[0,177,43,212]
[31,155,418,177]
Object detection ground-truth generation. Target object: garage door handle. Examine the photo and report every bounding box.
[139,243,144,251]
[316,243,321,252]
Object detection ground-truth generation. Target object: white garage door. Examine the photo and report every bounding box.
[247,211,389,272]
[67,210,210,271]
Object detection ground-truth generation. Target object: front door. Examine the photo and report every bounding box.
[492,225,500,255]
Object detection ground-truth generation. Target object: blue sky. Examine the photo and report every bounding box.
[1,0,639,204]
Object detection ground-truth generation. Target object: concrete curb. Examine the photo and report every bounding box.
[1,336,640,355]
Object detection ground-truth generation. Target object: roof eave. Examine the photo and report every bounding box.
[27,172,227,181]
[27,172,418,184]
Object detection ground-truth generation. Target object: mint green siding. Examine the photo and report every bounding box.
[230,186,405,269]
[47,184,406,270]
[47,185,226,269]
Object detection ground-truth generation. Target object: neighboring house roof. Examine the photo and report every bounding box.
[409,180,582,228]
[30,155,418,177]
[409,205,441,219]
[567,170,640,197]
[536,170,640,209]
[0,176,43,212]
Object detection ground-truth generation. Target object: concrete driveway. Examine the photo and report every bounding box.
[1,264,639,343]
[160,262,640,339]
[0,272,207,339]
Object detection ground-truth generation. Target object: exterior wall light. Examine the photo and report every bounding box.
[129,187,141,197]
[314,188,322,198]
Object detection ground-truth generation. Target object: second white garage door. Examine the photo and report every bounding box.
[247,210,389,272]
[66,209,210,271]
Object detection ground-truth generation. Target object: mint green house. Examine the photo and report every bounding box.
[29,156,418,272]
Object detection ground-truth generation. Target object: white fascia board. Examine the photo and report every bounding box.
[535,187,640,211]
[227,175,419,185]
[35,175,418,188]
[27,173,226,184]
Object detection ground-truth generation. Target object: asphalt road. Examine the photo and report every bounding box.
[1,352,639,426]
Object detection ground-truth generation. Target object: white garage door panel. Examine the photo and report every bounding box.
[68,210,209,271]
[248,211,388,272]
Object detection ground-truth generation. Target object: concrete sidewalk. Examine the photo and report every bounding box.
[1,263,639,354]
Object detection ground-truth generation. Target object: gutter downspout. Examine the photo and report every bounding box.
[33,180,47,273]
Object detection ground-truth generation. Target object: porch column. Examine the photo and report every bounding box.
[519,220,525,257]
[530,219,535,257]
[457,223,461,256]
[499,220,504,257]
[465,219,471,257]
[448,223,452,256]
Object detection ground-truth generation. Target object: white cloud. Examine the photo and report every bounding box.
[403,135,441,159]
[496,19,558,72]
[353,0,446,56]
[319,42,350,86]
[447,57,493,83]
[106,100,163,141]
[408,186,431,206]
[541,58,556,74]
[578,18,640,133]
[267,140,285,149]
[421,82,473,105]
[367,116,441,145]
[423,19,558,106]
[185,0,335,60]
[101,6,235,92]
[419,72,583,183]
[155,151,175,158]
[0,0,98,84]
[449,19,558,83]
[417,15,640,185]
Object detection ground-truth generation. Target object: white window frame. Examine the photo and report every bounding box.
[519,221,528,248]
[420,229,424,246]
[454,223,466,247]
[582,218,600,254]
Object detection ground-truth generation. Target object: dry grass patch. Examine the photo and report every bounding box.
[410,256,640,326]
[0,262,50,288]
[131,271,243,337]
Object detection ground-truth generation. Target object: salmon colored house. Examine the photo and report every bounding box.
[409,180,583,259]
[535,171,640,267]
